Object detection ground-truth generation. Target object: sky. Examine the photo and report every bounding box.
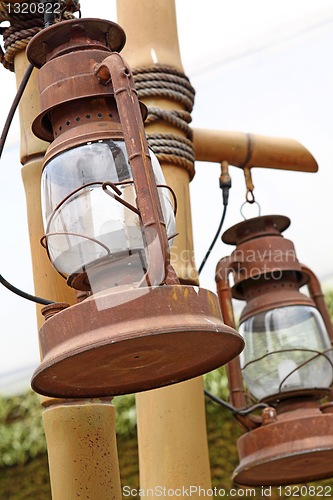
[0,0,333,393]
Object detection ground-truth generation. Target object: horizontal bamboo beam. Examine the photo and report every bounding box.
[193,128,318,172]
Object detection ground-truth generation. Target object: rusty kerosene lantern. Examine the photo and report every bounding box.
[26,18,244,398]
[216,214,333,486]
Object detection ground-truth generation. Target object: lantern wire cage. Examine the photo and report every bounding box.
[241,347,333,399]
[40,178,178,281]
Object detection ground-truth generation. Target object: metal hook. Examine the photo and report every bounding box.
[240,200,261,220]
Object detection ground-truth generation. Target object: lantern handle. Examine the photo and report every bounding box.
[301,264,333,345]
[215,257,262,431]
[95,52,170,288]
[240,200,261,220]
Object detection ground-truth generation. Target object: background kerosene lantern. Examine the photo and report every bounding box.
[215,214,333,486]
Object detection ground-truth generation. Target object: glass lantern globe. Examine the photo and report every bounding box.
[239,304,333,401]
[41,139,175,288]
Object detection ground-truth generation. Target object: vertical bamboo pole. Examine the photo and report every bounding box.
[14,49,122,499]
[117,0,212,492]
[118,0,198,285]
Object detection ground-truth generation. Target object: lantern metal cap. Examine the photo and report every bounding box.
[26,19,147,144]
[222,214,290,246]
[26,18,126,69]
[220,215,309,300]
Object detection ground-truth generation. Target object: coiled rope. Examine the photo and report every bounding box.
[0,0,77,71]
[132,64,196,180]
[0,14,196,179]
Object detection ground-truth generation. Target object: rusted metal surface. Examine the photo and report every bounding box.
[215,259,260,431]
[261,388,331,408]
[239,276,315,323]
[26,20,145,158]
[27,18,126,69]
[31,285,244,398]
[219,216,325,324]
[301,263,333,344]
[41,302,70,320]
[27,22,124,142]
[261,407,277,425]
[222,214,290,245]
[233,407,333,486]
[320,402,333,414]
[221,215,309,301]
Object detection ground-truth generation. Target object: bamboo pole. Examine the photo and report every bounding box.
[14,49,122,500]
[42,398,121,500]
[193,128,318,172]
[117,0,212,493]
[118,0,198,285]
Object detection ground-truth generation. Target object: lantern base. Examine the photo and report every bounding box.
[32,285,243,398]
[233,407,333,486]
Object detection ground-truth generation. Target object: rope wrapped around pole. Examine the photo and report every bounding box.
[0,0,78,71]
[132,64,196,180]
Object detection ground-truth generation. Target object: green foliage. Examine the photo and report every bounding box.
[325,289,333,321]
[0,455,51,500]
[0,371,229,471]
[0,390,138,469]
[203,366,229,400]
[113,394,137,435]
[0,391,46,467]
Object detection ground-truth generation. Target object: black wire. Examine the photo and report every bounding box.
[199,179,268,418]
[235,402,269,416]
[0,62,55,306]
[204,389,268,416]
[40,0,57,28]
[0,63,34,158]
[0,274,54,306]
[198,201,227,275]
[204,389,236,413]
